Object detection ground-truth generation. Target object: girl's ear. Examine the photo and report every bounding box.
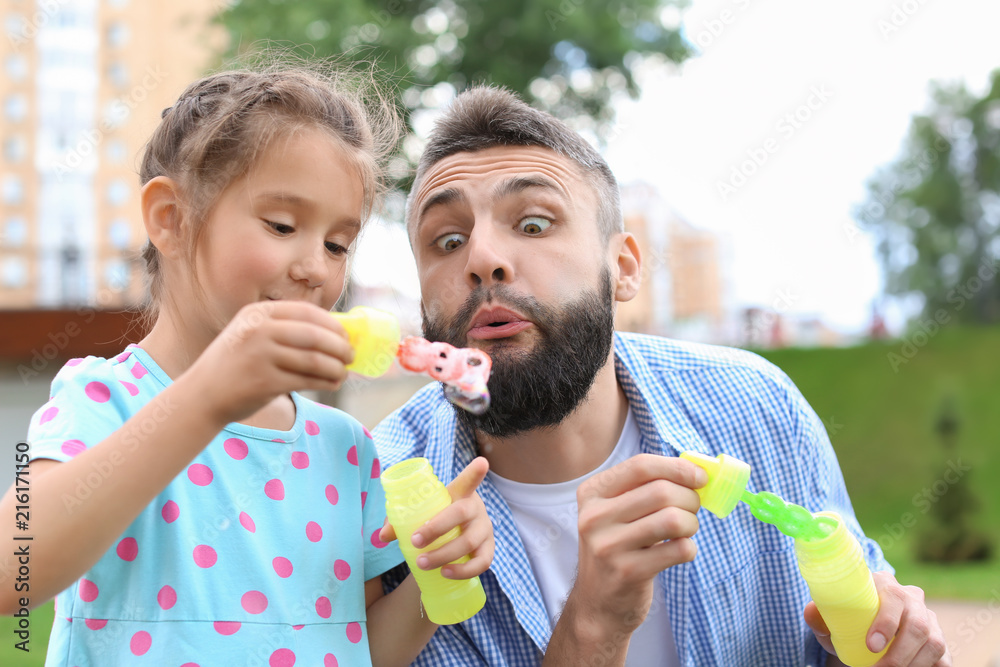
[612,232,642,303]
[141,176,185,259]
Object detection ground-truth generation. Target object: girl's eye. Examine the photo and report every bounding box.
[435,232,468,252]
[326,241,348,256]
[518,217,551,235]
[266,220,294,234]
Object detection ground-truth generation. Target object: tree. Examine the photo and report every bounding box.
[857,70,1000,325]
[219,0,691,170]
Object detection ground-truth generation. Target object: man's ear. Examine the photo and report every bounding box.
[612,232,642,302]
[141,176,185,259]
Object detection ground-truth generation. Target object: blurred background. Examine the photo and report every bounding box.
[1,0,998,664]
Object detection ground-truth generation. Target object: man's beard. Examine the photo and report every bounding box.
[421,266,616,438]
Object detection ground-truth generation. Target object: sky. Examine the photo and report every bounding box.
[354,0,1000,337]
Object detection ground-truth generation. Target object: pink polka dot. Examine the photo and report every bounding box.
[120,381,139,397]
[371,529,389,549]
[84,618,107,630]
[181,664,200,667]
[306,521,322,542]
[239,511,256,533]
[130,630,152,656]
[292,624,304,631]
[305,420,320,435]
[272,438,285,443]
[360,491,367,509]
[61,440,86,458]
[214,621,240,635]
[66,358,83,367]
[79,578,99,602]
[161,500,179,523]
[265,479,285,500]
[131,362,148,379]
[115,351,131,363]
[270,649,296,667]
[346,622,363,644]
[187,464,213,486]
[39,406,58,425]
[347,446,358,466]
[116,537,138,561]
[362,426,373,439]
[157,585,176,610]
[324,654,339,667]
[315,596,331,619]
[85,381,110,403]
[272,557,293,578]
[333,559,351,581]
[224,438,248,460]
[291,451,309,469]
[371,458,381,479]
[325,485,339,505]
[241,590,268,614]
[193,545,217,568]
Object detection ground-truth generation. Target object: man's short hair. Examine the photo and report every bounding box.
[408,85,624,241]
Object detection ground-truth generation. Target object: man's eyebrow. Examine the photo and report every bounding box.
[491,175,566,202]
[416,188,467,236]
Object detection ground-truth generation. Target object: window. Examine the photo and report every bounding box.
[2,175,24,205]
[1,257,28,289]
[104,259,129,290]
[3,135,27,163]
[109,218,131,249]
[2,216,28,248]
[4,95,28,122]
[106,22,129,48]
[4,54,27,80]
[107,179,130,206]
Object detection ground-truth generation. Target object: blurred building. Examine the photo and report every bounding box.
[617,182,725,342]
[0,0,225,310]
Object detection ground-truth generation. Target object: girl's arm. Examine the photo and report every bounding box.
[365,457,494,667]
[0,300,353,614]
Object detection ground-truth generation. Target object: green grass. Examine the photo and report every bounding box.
[0,599,52,666]
[758,325,1000,600]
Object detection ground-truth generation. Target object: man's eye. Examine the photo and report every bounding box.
[517,217,551,235]
[435,233,468,251]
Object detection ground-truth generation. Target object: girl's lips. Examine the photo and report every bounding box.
[468,320,533,340]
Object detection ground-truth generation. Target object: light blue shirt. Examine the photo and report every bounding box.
[374,332,892,666]
[28,346,404,667]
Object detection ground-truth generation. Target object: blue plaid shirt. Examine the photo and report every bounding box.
[374,332,892,666]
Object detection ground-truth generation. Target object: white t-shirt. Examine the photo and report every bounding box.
[488,408,679,666]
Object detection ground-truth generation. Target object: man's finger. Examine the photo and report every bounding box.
[803,602,836,656]
[446,456,489,501]
[580,454,706,502]
[869,572,906,654]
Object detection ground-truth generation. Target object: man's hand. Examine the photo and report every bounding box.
[552,454,706,660]
[805,571,951,666]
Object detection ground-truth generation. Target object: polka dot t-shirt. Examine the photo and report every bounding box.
[27,346,404,667]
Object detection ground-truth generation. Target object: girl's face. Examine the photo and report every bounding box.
[193,127,365,327]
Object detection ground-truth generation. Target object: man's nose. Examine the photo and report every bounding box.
[464,224,513,287]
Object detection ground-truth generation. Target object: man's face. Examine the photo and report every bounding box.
[410,145,618,436]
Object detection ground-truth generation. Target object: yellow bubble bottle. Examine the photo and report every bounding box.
[331,306,400,377]
[380,457,487,625]
[681,451,890,666]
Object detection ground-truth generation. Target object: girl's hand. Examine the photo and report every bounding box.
[188,300,355,426]
[380,457,495,579]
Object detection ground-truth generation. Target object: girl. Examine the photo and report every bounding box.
[0,64,494,666]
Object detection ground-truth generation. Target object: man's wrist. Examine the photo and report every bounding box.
[546,595,631,666]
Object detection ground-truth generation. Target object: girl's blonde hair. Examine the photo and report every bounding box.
[138,56,400,311]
